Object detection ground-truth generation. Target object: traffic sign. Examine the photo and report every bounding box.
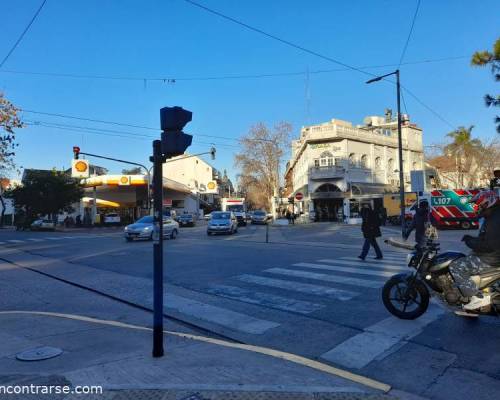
[295,192,304,201]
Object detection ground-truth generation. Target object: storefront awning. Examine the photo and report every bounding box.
[350,183,397,196]
[82,197,120,207]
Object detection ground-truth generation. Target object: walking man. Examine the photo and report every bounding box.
[358,204,383,260]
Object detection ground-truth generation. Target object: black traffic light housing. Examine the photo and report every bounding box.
[160,106,193,158]
[210,147,216,160]
[73,146,80,160]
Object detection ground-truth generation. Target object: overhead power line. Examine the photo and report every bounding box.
[182,0,375,78]
[398,0,422,67]
[21,109,239,142]
[24,119,240,148]
[0,56,469,83]
[0,0,48,68]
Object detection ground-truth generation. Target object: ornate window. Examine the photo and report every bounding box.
[319,151,334,167]
[348,153,356,167]
[360,154,369,168]
[388,158,394,172]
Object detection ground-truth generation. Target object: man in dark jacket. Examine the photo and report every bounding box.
[450,190,500,311]
[358,204,383,260]
[403,200,434,248]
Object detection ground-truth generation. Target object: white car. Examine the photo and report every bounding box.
[30,219,56,231]
[124,216,179,241]
[104,213,121,225]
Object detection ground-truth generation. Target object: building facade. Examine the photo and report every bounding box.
[285,111,424,222]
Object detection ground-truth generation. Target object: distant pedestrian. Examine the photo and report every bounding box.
[404,200,435,249]
[358,204,383,260]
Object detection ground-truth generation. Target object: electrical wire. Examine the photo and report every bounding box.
[24,120,239,148]
[21,109,239,141]
[181,0,375,78]
[0,56,469,82]
[0,0,48,68]
[398,0,421,67]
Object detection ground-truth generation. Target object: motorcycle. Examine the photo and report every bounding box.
[382,239,500,319]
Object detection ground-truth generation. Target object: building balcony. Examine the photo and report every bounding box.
[304,124,421,151]
[309,166,346,180]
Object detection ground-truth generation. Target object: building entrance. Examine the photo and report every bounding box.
[312,183,344,222]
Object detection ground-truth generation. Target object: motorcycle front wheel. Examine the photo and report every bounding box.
[382,274,429,320]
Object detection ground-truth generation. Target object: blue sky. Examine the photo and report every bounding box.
[1,0,498,182]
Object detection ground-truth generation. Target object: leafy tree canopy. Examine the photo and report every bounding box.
[5,170,83,219]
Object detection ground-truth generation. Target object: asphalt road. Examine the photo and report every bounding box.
[1,222,499,399]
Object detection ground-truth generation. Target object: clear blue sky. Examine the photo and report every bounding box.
[1,0,498,182]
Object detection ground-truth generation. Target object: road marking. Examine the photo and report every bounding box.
[237,274,360,301]
[340,256,408,263]
[0,241,5,245]
[7,240,25,243]
[27,238,45,242]
[320,306,444,369]
[164,293,280,334]
[318,259,406,272]
[45,237,65,240]
[206,284,324,314]
[294,262,399,278]
[266,268,384,289]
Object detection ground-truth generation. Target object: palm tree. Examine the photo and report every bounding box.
[445,126,483,187]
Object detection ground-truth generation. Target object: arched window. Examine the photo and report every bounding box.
[319,151,334,167]
[360,154,369,168]
[348,153,356,167]
[387,158,394,172]
[375,157,382,170]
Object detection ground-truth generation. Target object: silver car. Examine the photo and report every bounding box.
[207,211,238,235]
[124,216,179,241]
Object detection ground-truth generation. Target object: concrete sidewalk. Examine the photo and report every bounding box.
[0,260,393,399]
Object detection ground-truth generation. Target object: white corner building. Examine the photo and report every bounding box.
[285,110,424,222]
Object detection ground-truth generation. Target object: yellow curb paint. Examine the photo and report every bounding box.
[0,311,391,392]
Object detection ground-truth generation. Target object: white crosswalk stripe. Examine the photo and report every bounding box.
[318,259,406,272]
[266,267,384,289]
[27,238,45,242]
[293,262,399,278]
[7,239,25,243]
[206,284,324,314]
[237,274,360,301]
[164,293,280,334]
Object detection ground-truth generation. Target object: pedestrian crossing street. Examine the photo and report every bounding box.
[0,233,121,246]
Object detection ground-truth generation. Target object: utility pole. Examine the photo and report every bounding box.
[366,70,405,237]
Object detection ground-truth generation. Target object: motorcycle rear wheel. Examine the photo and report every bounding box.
[382,275,429,320]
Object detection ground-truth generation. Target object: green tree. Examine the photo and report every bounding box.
[471,38,500,133]
[5,170,83,223]
[444,126,483,187]
[0,92,23,226]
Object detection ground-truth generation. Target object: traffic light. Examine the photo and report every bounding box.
[73,146,80,160]
[210,147,216,160]
[160,106,193,158]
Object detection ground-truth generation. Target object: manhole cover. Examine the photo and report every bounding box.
[16,346,63,361]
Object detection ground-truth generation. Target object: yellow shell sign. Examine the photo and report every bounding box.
[118,176,130,186]
[71,159,90,178]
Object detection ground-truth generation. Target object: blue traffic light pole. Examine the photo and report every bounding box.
[151,139,165,357]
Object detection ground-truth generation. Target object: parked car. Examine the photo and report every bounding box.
[124,216,179,241]
[104,213,121,225]
[204,212,212,221]
[207,211,238,235]
[178,213,196,227]
[251,210,269,224]
[30,219,56,231]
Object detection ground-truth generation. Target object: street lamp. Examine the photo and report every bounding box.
[366,70,405,237]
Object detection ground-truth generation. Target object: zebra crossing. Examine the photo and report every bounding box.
[0,233,122,247]
[198,251,410,328]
